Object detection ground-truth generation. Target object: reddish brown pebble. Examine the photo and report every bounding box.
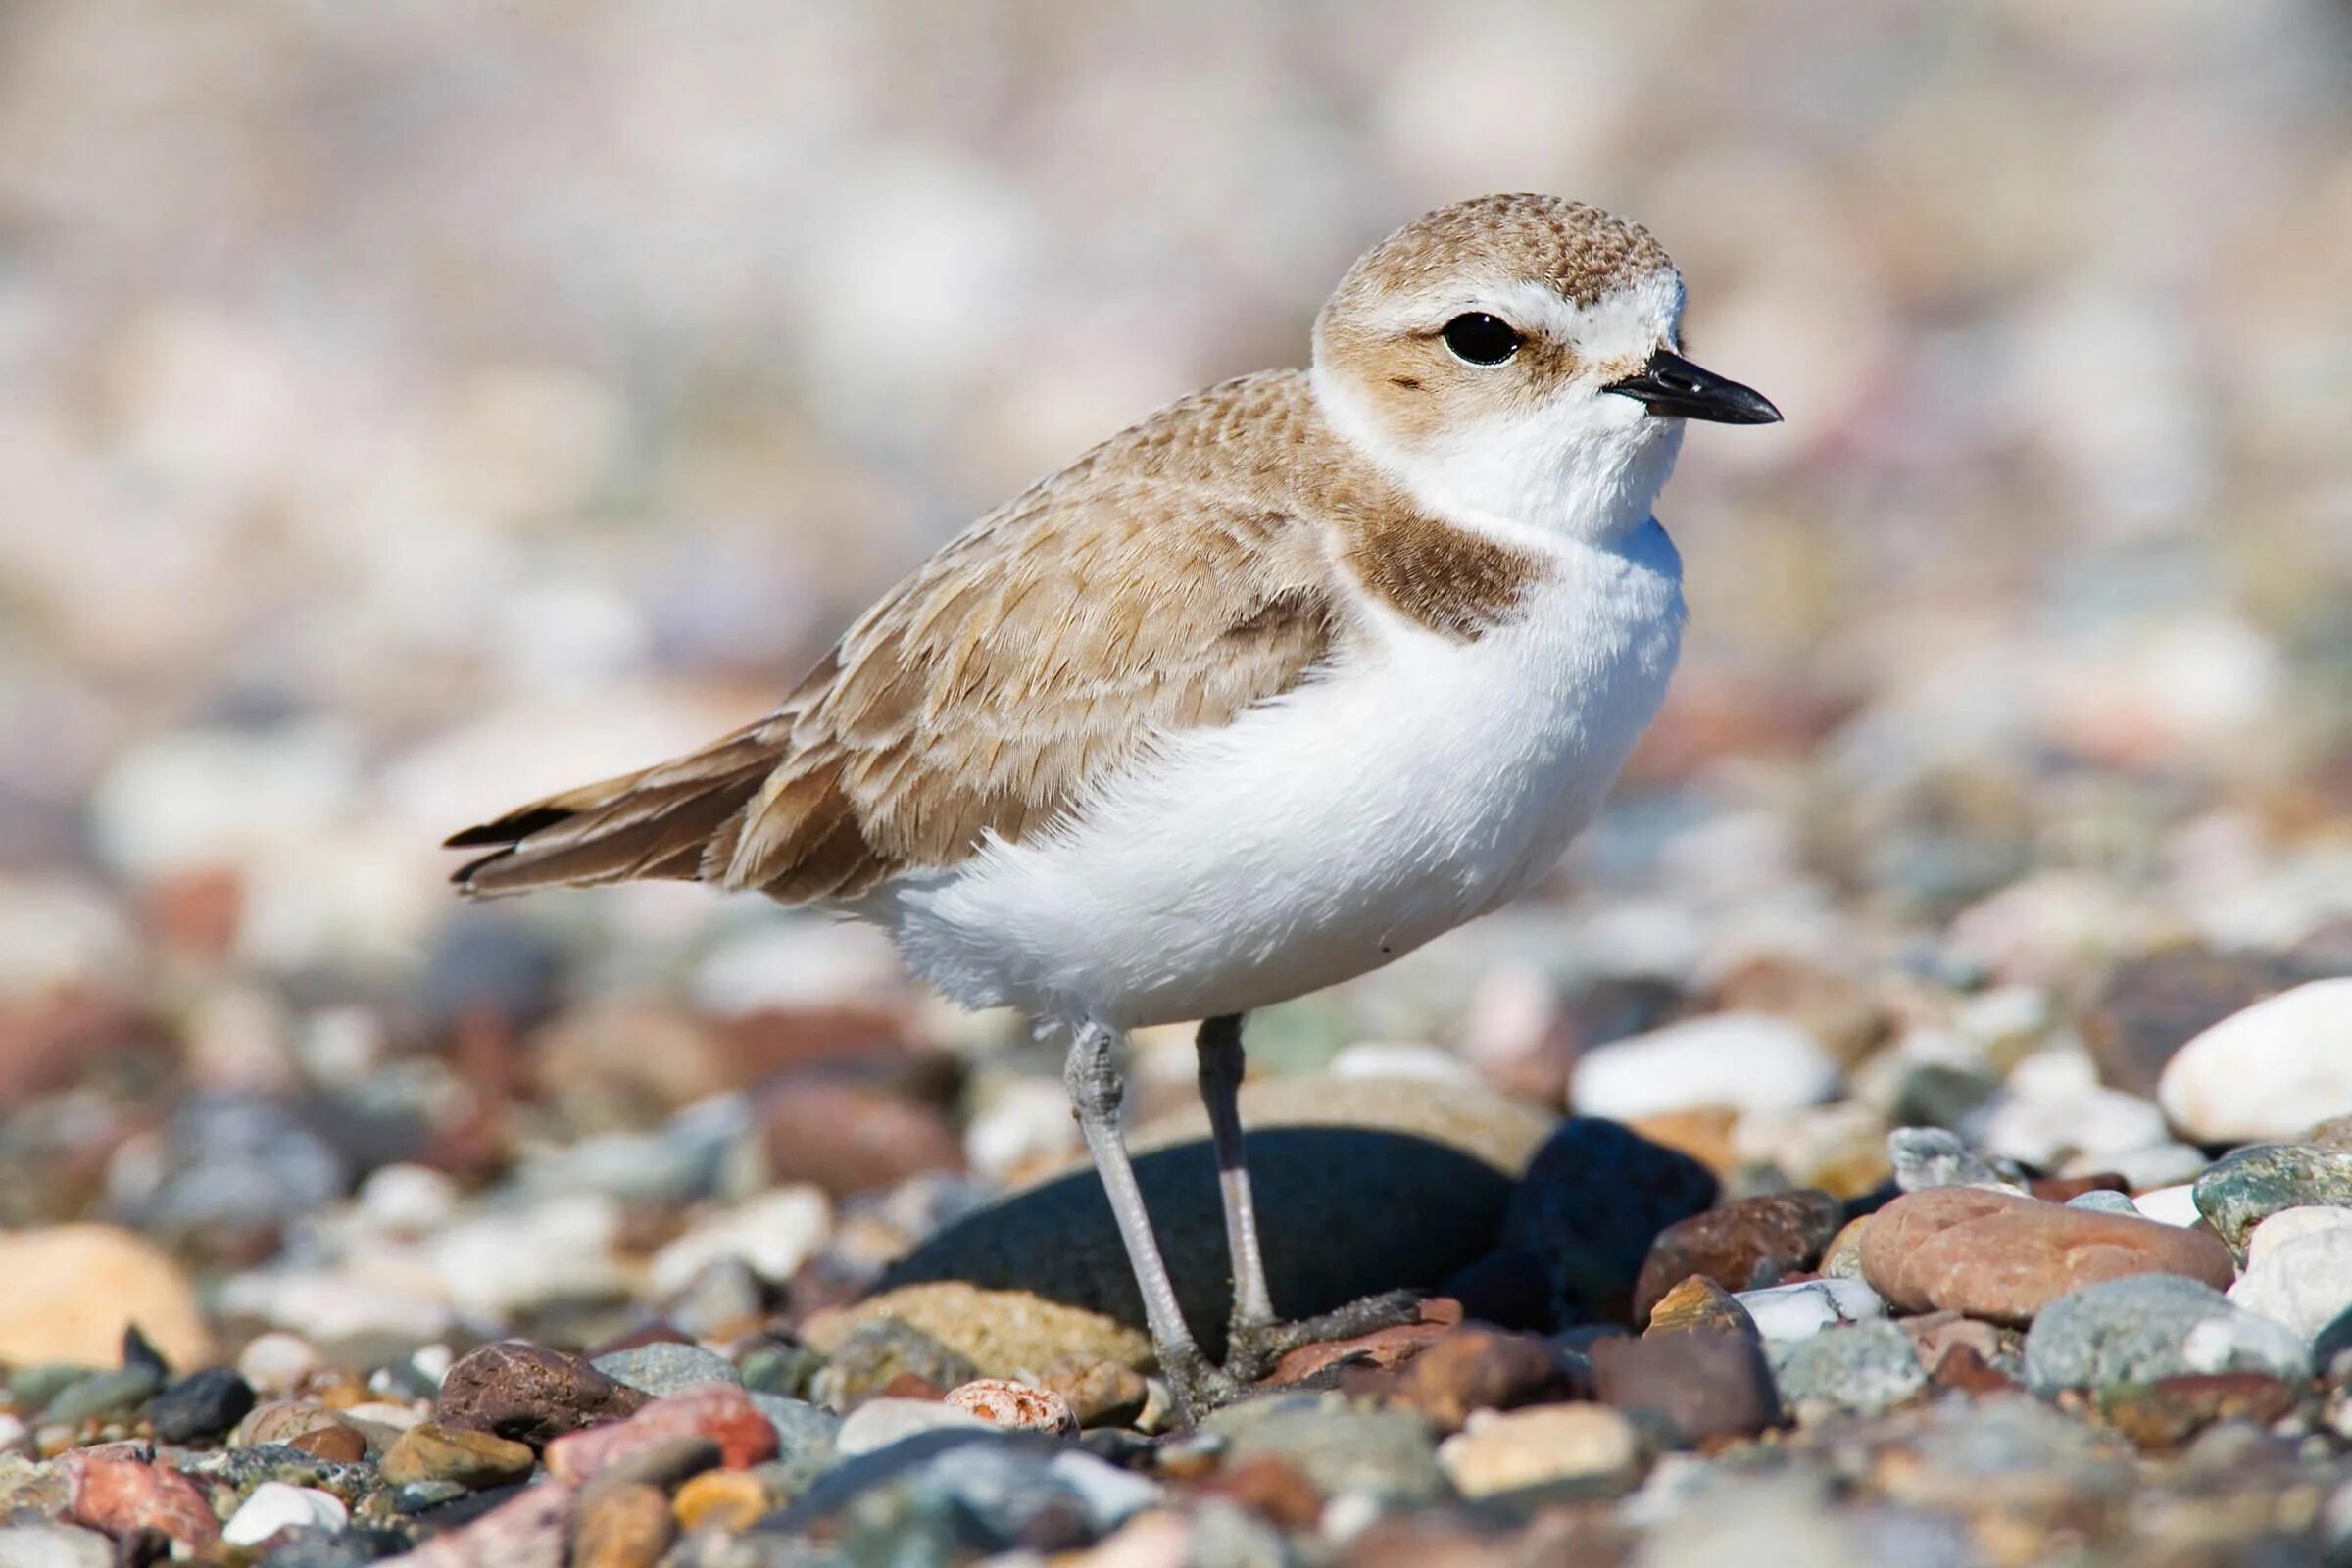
[1859,1187,2235,1325]
[1198,1452,1325,1529]
[2097,1372,2302,1451]
[436,1342,649,1447]
[62,1451,221,1553]
[877,1372,948,1401]
[1393,1328,1576,1432]
[756,1077,965,1195]
[1263,1300,1458,1386]
[290,1422,368,1463]
[1039,1359,1151,1430]
[546,1385,778,1484]
[1633,1190,1847,1322]
[945,1379,1077,1435]
[1927,1344,2018,1395]
[394,1476,577,1568]
[1589,1332,1782,1446]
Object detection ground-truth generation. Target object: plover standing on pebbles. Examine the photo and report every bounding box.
[448,193,1780,1418]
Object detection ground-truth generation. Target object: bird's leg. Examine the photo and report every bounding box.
[1064,1019,1245,1419]
[1196,1013,1428,1385]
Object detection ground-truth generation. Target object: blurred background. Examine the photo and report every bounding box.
[2,1,2349,1349]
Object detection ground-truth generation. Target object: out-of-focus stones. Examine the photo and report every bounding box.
[545,1385,778,1483]
[1570,1012,1838,1119]
[1392,1328,1574,1430]
[220,1480,349,1547]
[0,1225,214,1367]
[589,1342,743,1398]
[1203,1396,1446,1506]
[570,1481,674,1568]
[2023,1276,2313,1393]
[1589,1332,1782,1445]
[2227,1205,2352,1340]
[1886,1126,2026,1195]
[807,1317,979,1407]
[2192,1141,2352,1257]
[435,1341,649,1446]
[671,1468,770,1532]
[381,1421,538,1489]
[148,1367,256,1444]
[60,1449,220,1553]
[1037,1359,1150,1430]
[2157,980,2352,1143]
[2081,947,2301,1098]
[1436,1403,1642,1499]
[1861,1187,2234,1324]
[834,1396,990,1457]
[756,1078,965,1196]
[944,1378,1076,1434]
[44,1366,159,1426]
[2094,1373,2304,1451]
[1498,1116,1720,1328]
[1771,1320,1927,1418]
[1632,1189,1845,1321]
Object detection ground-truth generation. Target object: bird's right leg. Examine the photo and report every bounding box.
[1063,1019,1245,1419]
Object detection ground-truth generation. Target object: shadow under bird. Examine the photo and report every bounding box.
[446,192,1780,1419]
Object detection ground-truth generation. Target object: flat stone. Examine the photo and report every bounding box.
[436,1341,649,1446]
[2024,1275,2313,1392]
[2227,1206,2352,1339]
[2158,979,2352,1143]
[1633,1189,1845,1321]
[1391,1328,1574,1431]
[45,1366,160,1426]
[1589,1332,1782,1446]
[545,1385,777,1483]
[884,1092,1535,1360]
[1437,1403,1641,1499]
[1734,1278,1887,1343]
[1570,1012,1838,1119]
[835,1397,991,1457]
[1497,1116,1720,1328]
[589,1343,743,1398]
[1205,1396,1446,1505]
[805,1283,1147,1381]
[2192,1142,2352,1258]
[381,1421,537,1490]
[2095,1372,2304,1451]
[1861,1187,2235,1324]
[1770,1319,1928,1418]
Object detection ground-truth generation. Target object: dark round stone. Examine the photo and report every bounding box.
[148,1366,257,1445]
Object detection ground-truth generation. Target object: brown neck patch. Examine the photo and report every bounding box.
[1342,502,1546,641]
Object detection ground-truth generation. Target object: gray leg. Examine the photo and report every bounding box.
[1197,1014,1277,1339]
[1063,1020,1211,1389]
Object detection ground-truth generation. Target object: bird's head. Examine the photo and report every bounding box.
[1312,193,1778,543]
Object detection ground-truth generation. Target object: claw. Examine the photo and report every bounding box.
[1162,1290,1432,1423]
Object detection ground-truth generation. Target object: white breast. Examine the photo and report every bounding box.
[874,521,1685,1030]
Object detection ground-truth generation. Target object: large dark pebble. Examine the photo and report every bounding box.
[149,1367,256,1445]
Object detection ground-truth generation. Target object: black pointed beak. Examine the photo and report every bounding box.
[1604,349,1782,425]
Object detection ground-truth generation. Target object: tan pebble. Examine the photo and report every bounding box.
[0,1225,215,1368]
[1642,1276,1761,1342]
[944,1378,1075,1434]
[571,1482,675,1568]
[672,1468,768,1532]
[381,1421,537,1489]
[290,1423,368,1464]
[1438,1404,1642,1498]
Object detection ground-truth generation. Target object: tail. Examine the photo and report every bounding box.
[445,721,782,897]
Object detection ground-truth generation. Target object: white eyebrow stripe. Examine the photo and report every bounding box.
[1354,270,1685,355]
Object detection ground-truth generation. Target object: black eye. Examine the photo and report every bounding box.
[1441,313,1521,366]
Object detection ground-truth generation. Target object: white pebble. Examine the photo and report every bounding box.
[2157,979,2352,1143]
[1571,1012,1838,1120]
[2132,1184,2203,1227]
[356,1163,461,1235]
[2230,1207,2352,1340]
[222,1483,348,1546]
[236,1331,322,1395]
[1735,1278,1887,1343]
[835,1397,992,1456]
[650,1185,832,1294]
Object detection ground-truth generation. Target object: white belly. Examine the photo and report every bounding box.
[870,522,1685,1030]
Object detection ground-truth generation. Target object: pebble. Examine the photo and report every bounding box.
[1860,1186,2234,1324]
[2066,1189,2141,1216]
[1393,1328,1574,1430]
[2132,1183,2203,1227]
[2081,948,2300,1096]
[1771,1320,1928,1418]
[1887,1127,2027,1195]
[945,1378,1076,1434]
[1205,1396,1446,1505]
[808,1318,980,1407]
[381,1421,538,1489]
[44,1366,160,1426]
[149,1366,257,1444]
[756,1078,966,1196]
[1589,1332,1783,1445]
[648,1185,832,1295]
[546,1385,779,1482]
[570,1481,674,1568]
[590,1342,744,1398]
[1436,1403,1642,1499]
[435,1341,649,1446]
[1733,1278,1887,1343]
[1633,1189,1846,1320]
[1643,1276,1763,1341]
[221,1480,349,1546]
[392,1473,576,1568]
[0,1525,113,1568]
[2227,1206,2352,1340]
[672,1467,770,1531]
[236,1399,363,1456]
[1037,1360,1150,1430]
[750,1394,842,1463]
[804,1287,1111,1386]
[1497,1116,1719,1328]
[1570,1012,1838,1119]
[2024,1275,2314,1393]
[237,1331,323,1395]
[2191,1141,2352,1257]
[61,1449,220,1552]
[2157,980,2352,1143]
[835,1397,992,1457]
[0,1225,215,1368]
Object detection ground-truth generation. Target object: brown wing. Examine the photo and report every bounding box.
[447,479,1341,903]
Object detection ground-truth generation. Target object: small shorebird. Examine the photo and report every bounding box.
[448,193,1779,1416]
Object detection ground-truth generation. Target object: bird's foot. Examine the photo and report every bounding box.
[1160,1290,1429,1422]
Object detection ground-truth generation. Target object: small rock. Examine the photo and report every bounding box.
[1436,1403,1641,1499]
[670,1468,769,1532]
[649,1185,832,1296]
[0,1226,215,1368]
[435,1342,649,1446]
[807,1318,980,1407]
[2227,1206,2352,1340]
[1642,1276,1762,1341]
[149,1367,256,1444]
[834,1396,991,1457]
[1497,1116,1719,1327]
[1633,1189,1846,1320]
[1588,1332,1781,1445]
[1570,1012,1838,1119]
[60,1450,220,1553]
[945,1379,1075,1434]
[569,1481,672,1568]
[1391,1328,1573,1431]
[220,1481,348,1547]
[236,1399,358,1452]
[2133,1183,2203,1227]
[236,1332,321,1395]
[749,1395,841,1463]
[1887,1127,2027,1194]
[2024,1275,2314,1392]
[393,1474,575,1568]
[381,1421,537,1490]
[1205,1396,1446,1505]
[1818,1214,1873,1278]
[757,1078,965,1196]
[2192,1141,2352,1257]
[1037,1360,1149,1430]
[45,1366,160,1426]
[1770,1319,1928,1418]
[0,1525,112,1568]
[1861,1186,2235,1324]
[2066,1189,2141,1216]
[589,1343,743,1398]
[2095,1372,2303,1450]
[2082,946,2300,1098]
[545,1384,779,1483]
[1195,1453,1323,1530]
[2157,979,2352,1143]
[1733,1278,1887,1343]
